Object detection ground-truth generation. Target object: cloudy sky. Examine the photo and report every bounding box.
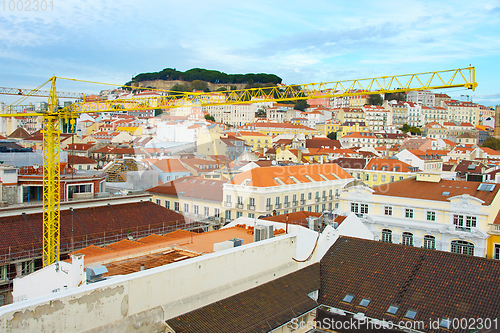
[1,0,499,106]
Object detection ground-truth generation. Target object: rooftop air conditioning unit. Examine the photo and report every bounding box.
[254,225,267,242]
[86,266,108,283]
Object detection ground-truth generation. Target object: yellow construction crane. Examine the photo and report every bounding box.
[0,67,477,267]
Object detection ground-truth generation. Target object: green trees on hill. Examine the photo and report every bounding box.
[129,68,282,85]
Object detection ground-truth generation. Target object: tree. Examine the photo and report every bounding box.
[294,100,310,111]
[191,80,208,92]
[400,124,421,135]
[482,137,500,150]
[327,132,337,140]
[204,114,215,122]
[367,94,383,106]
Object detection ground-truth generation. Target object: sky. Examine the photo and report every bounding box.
[1,0,499,106]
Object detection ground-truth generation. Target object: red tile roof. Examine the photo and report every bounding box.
[0,201,187,260]
[373,178,500,204]
[263,211,322,227]
[147,176,225,201]
[365,158,415,172]
[229,164,353,187]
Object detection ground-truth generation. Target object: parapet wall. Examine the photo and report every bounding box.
[0,234,300,332]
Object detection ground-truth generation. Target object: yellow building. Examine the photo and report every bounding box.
[359,158,418,187]
[315,121,341,137]
[146,176,225,225]
[239,123,318,137]
[236,131,271,151]
[339,174,500,258]
[116,126,142,136]
[223,164,353,221]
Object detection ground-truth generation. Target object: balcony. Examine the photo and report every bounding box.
[247,204,255,211]
[275,203,282,209]
[489,224,500,235]
[328,195,333,200]
[236,203,244,209]
[300,200,306,205]
[266,205,273,211]
[315,197,320,203]
[322,196,328,202]
[224,202,232,208]
[284,202,291,208]
[293,201,299,206]
[455,226,471,232]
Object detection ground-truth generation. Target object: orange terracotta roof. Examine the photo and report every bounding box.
[373,178,500,205]
[229,164,353,187]
[365,158,415,172]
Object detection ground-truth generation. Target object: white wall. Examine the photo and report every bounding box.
[12,255,85,303]
[0,234,301,332]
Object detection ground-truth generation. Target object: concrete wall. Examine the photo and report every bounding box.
[0,234,300,332]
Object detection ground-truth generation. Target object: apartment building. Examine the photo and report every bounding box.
[147,176,225,224]
[202,104,256,126]
[362,105,392,131]
[222,164,353,221]
[407,90,435,106]
[442,100,480,125]
[339,173,500,258]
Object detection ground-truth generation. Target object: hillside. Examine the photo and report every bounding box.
[126,68,282,92]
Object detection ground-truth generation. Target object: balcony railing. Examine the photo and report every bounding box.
[236,203,243,209]
[490,224,500,235]
[315,197,320,203]
[275,203,282,209]
[224,202,232,208]
[284,202,290,208]
[247,204,255,211]
[293,201,298,206]
[322,196,328,201]
[300,200,306,205]
[266,205,273,211]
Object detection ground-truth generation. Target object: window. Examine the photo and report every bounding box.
[237,196,243,205]
[405,208,414,218]
[307,206,312,212]
[401,232,413,246]
[308,192,312,200]
[249,197,255,207]
[174,202,180,212]
[440,319,451,329]
[360,204,368,214]
[382,229,392,243]
[236,211,242,218]
[266,198,271,207]
[466,216,477,228]
[381,175,386,182]
[342,294,354,303]
[204,206,209,217]
[276,197,280,205]
[427,211,435,221]
[494,244,500,260]
[226,195,231,203]
[248,213,255,218]
[193,205,199,215]
[390,176,395,182]
[214,208,220,217]
[184,203,189,213]
[365,174,369,181]
[351,203,359,213]
[405,310,417,320]
[284,195,289,204]
[225,210,231,221]
[156,199,161,205]
[423,235,436,250]
[359,298,371,307]
[165,200,170,209]
[373,174,377,182]
[315,205,319,213]
[384,206,392,216]
[451,240,474,255]
[386,305,399,315]
[67,184,92,199]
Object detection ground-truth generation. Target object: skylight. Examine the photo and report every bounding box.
[342,294,354,303]
[477,183,495,192]
[404,309,417,320]
[274,177,286,185]
[359,298,371,307]
[304,175,315,182]
[439,318,451,329]
[386,305,399,315]
[442,191,450,196]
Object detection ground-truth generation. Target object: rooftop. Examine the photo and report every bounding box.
[372,178,500,204]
